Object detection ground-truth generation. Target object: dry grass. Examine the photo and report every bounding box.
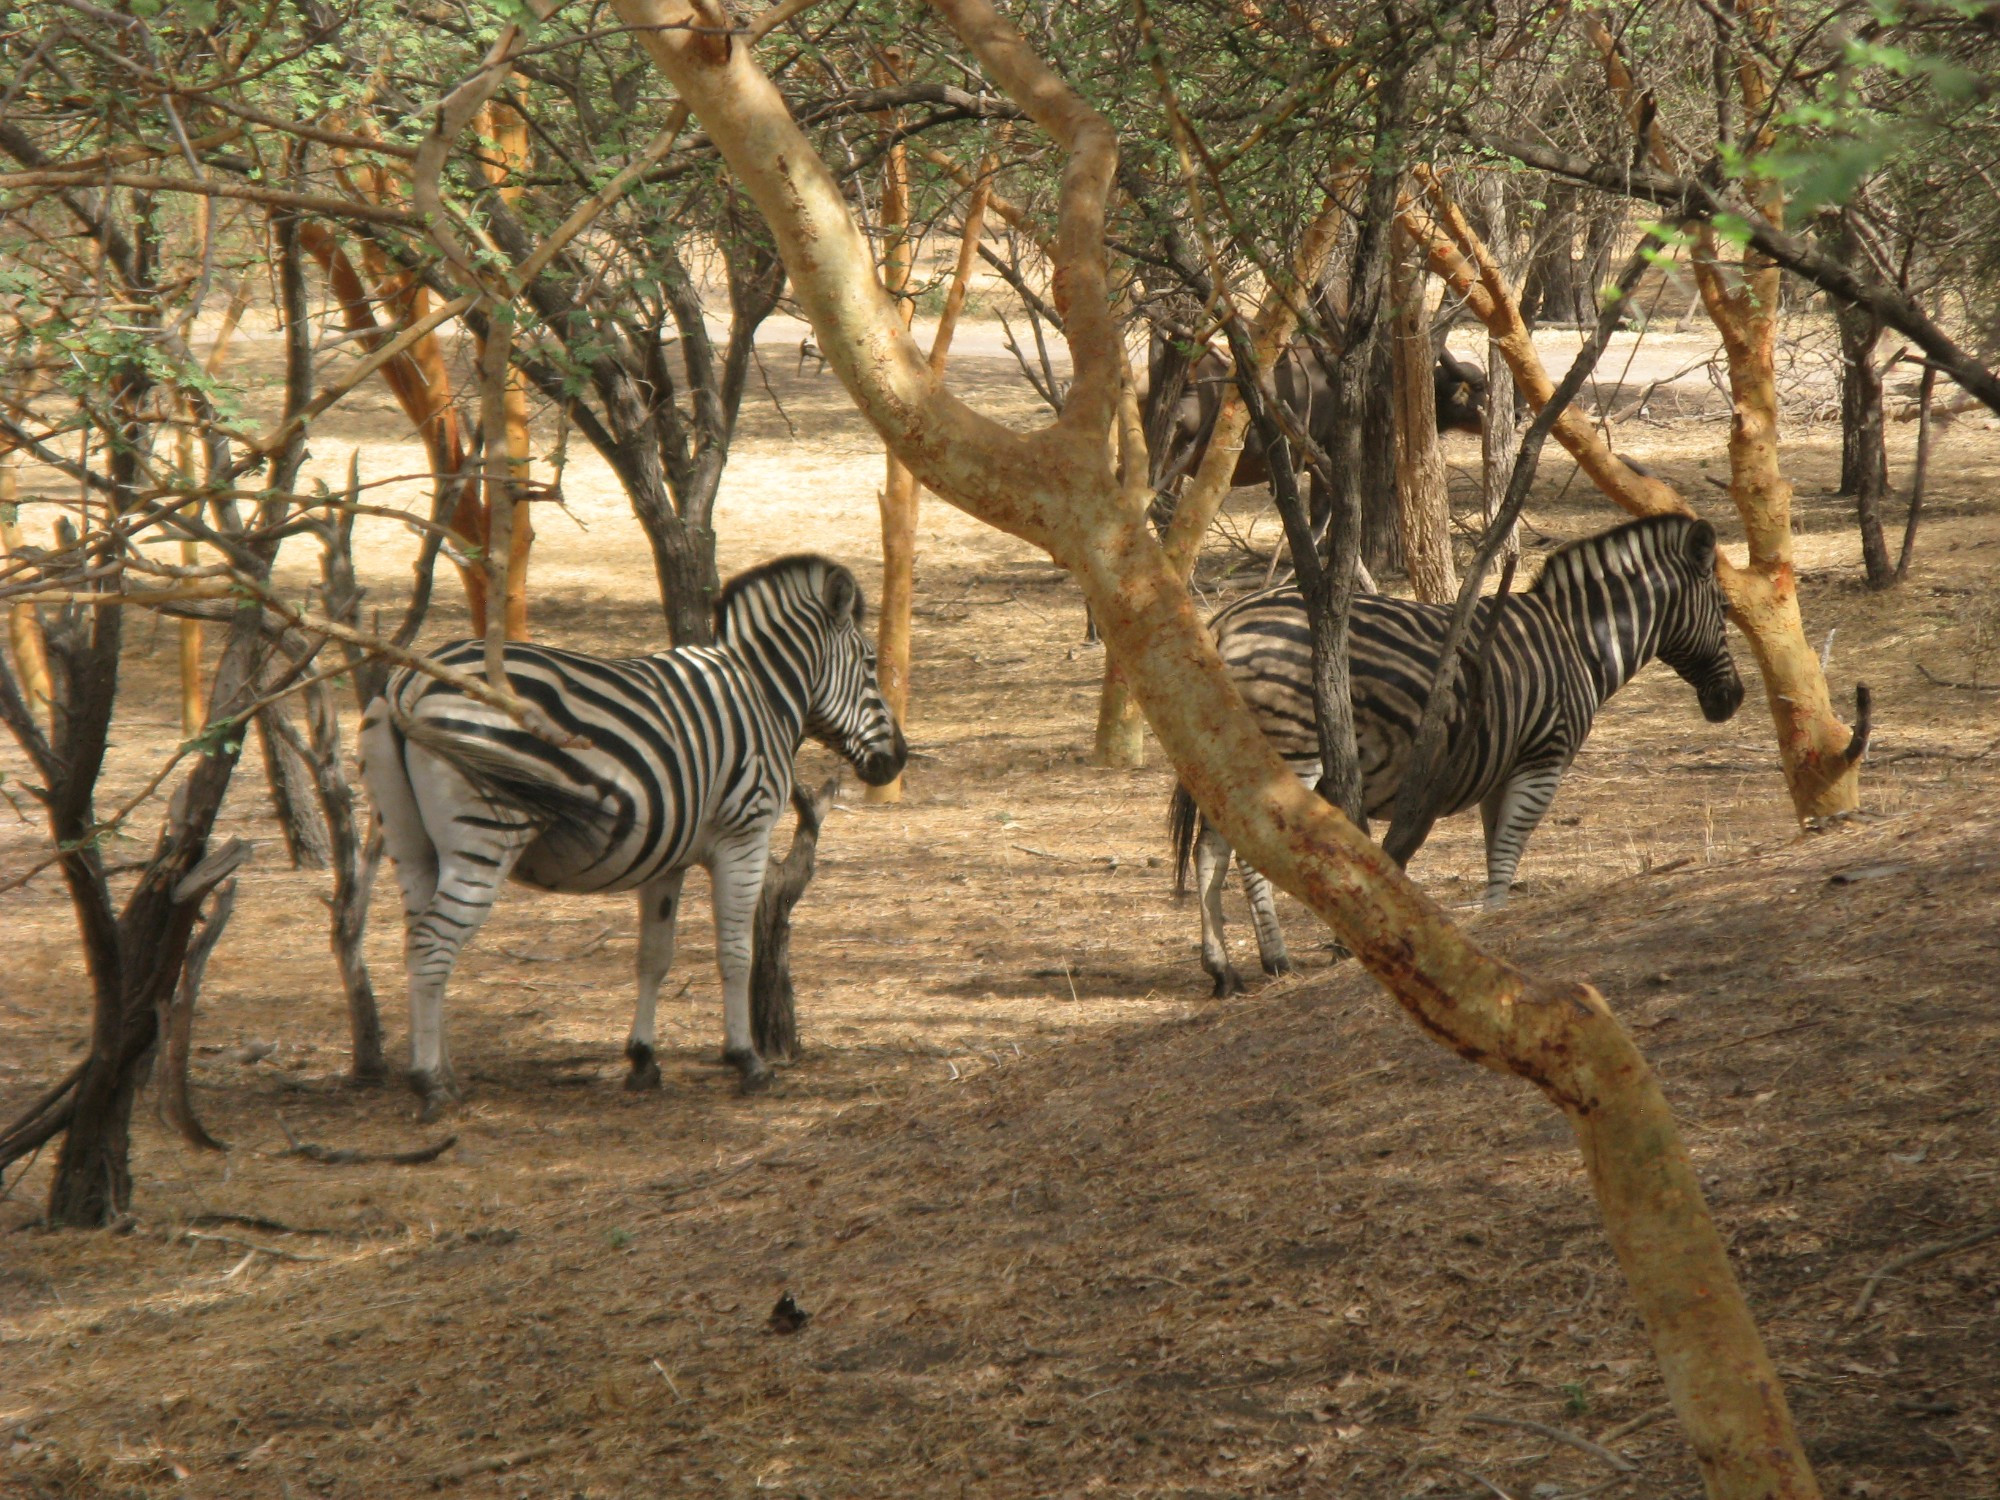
[2,319,1999,1499]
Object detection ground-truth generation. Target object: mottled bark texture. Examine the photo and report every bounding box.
[605,3,1823,1493]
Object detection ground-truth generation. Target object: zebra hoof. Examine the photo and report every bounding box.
[724,1048,774,1095]
[1207,966,1246,1000]
[1261,954,1293,978]
[623,1042,662,1092]
[407,1068,461,1122]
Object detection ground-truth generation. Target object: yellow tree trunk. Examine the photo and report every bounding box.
[0,450,52,732]
[476,88,537,641]
[1402,170,1861,820]
[1390,223,1456,603]
[868,57,921,802]
[608,4,1826,1493]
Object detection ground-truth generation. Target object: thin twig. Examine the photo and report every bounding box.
[1462,1413,1637,1473]
[1850,1220,2000,1321]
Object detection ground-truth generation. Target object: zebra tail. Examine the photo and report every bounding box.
[1168,782,1200,898]
[394,713,620,835]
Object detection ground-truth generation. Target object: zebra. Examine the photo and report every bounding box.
[1169,514,1744,996]
[358,554,907,1114]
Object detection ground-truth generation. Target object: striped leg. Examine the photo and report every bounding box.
[708,825,774,1092]
[1195,819,1245,998]
[1478,761,1565,908]
[625,869,688,1092]
[1238,859,1292,977]
[404,751,539,1116]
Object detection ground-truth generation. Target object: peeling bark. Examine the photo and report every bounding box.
[603,3,1823,1490]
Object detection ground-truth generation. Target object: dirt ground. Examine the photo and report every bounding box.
[3,315,2000,1500]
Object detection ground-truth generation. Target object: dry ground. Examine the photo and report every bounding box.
[3,318,2000,1500]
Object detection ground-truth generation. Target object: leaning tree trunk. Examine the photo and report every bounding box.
[1390,225,1458,603]
[155,877,237,1153]
[613,4,1827,1492]
[255,703,332,869]
[1405,162,1864,822]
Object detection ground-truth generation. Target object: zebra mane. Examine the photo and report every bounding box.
[713,553,866,631]
[1528,514,1705,594]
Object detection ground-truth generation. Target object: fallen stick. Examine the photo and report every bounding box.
[1849,1220,2000,1321]
[1917,663,2000,693]
[1462,1413,1637,1473]
[178,1230,328,1263]
[188,1212,334,1236]
[431,1441,562,1486]
[278,1118,457,1166]
[1596,1402,1673,1444]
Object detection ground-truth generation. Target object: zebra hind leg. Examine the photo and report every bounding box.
[1238,859,1291,977]
[1195,820,1245,998]
[625,869,688,1092]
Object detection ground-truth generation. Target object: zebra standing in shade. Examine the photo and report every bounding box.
[360,554,907,1114]
[1170,514,1744,996]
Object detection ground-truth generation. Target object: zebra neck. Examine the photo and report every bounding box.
[1546,573,1670,705]
[724,635,817,750]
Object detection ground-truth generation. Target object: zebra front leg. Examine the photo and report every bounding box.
[1238,859,1292,977]
[625,869,688,1092]
[1478,763,1565,909]
[709,829,775,1093]
[1195,820,1245,998]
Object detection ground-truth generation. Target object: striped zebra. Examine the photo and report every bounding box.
[359,554,906,1114]
[1170,514,1744,996]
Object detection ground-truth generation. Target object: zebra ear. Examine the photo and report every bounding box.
[823,566,861,624]
[1683,518,1718,567]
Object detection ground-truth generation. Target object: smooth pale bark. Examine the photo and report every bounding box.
[1390,225,1456,603]
[876,151,994,795]
[476,89,537,639]
[1404,175,1859,820]
[870,58,924,797]
[0,454,53,731]
[608,4,1820,1495]
[1593,15,1861,818]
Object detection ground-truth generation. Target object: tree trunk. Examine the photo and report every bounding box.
[0,459,53,731]
[750,777,837,1061]
[1358,330,1401,576]
[1474,171,1522,559]
[1829,222,1893,586]
[612,7,1827,1492]
[256,705,332,869]
[1391,226,1457,603]
[1405,173,1862,821]
[636,490,720,647]
[477,86,538,640]
[156,878,234,1153]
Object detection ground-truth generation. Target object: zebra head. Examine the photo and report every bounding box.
[717,555,908,786]
[1655,518,1745,724]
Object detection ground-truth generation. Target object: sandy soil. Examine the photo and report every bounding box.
[2,313,1999,1499]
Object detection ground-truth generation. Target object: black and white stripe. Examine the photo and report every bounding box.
[1170,514,1743,995]
[360,554,907,1109]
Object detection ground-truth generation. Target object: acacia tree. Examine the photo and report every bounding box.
[606,0,1821,1493]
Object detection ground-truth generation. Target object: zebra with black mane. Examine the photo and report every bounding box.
[1171,514,1744,996]
[360,553,907,1114]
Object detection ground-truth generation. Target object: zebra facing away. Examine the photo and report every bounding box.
[359,554,907,1114]
[1170,514,1744,997]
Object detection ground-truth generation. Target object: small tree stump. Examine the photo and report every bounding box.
[750,777,838,1063]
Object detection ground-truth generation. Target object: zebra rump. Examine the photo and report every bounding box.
[389,710,634,861]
